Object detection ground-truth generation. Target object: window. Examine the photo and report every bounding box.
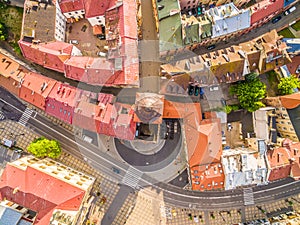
[195,176,199,179]
[64,110,67,114]
[60,108,62,112]
[75,11,78,14]
[290,128,294,131]
[68,13,71,15]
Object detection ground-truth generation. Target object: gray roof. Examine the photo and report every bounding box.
[0,205,23,225]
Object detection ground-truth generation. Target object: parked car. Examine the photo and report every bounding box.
[221,98,226,106]
[207,44,216,50]
[188,84,195,95]
[112,167,120,174]
[197,5,202,16]
[194,85,200,96]
[69,40,79,45]
[227,123,233,131]
[272,16,282,24]
[97,51,107,57]
[284,6,296,15]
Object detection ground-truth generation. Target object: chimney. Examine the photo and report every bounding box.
[13,187,19,194]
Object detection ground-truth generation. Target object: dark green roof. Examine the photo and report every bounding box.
[156,0,180,20]
[159,13,183,51]
[184,23,200,45]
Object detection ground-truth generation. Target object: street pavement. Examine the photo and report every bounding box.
[3,94,300,211]
[114,121,181,168]
[3,94,300,224]
[101,185,134,225]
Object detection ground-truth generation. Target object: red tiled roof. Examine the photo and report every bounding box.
[164,100,222,168]
[64,56,120,85]
[92,25,103,35]
[190,162,225,191]
[280,92,300,109]
[59,0,84,13]
[250,0,284,25]
[267,145,292,181]
[98,93,114,105]
[163,100,202,119]
[48,82,81,108]
[19,72,56,110]
[73,100,104,132]
[187,118,223,167]
[286,55,300,75]
[122,38,139,85]
[0,164,85,224]
[101,104,113,124]
[291,163,300,179]
[116,113,132,126]
[0,53,28,95]
[20,72,56,98]
[118,0,138,39]
[84,0,110,18]
[19,41,72,73]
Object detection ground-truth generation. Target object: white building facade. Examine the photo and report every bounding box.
[206,3,250,38]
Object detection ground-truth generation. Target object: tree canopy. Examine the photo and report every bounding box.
[0,22,7,41]
[27,137,61,159]
[278,76,300,96]
[230,77,266,112]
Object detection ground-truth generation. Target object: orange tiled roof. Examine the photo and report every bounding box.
[280,93,300,109]
[190,162,225,191]
[163,100,202,119]
[0,164,85,223]
[186,118,223,167]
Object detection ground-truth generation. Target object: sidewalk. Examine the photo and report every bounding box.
[0,120,38,150]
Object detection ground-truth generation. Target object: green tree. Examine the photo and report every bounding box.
[245,72,259,82]
[0,22,7,41]
[27,137,61,159]
[278,76,300,95]
[230,78,266,112]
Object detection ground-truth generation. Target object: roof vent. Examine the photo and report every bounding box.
[238,50,246,58]
[158,5,164,10]
[185,60,191,71]
[222,54,230,62]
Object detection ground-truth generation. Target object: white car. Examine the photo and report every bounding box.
[97,51,107,57]
[284,6,296,15]
[69,40,79,45]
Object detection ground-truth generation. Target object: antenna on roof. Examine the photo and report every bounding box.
[185,61,191,71]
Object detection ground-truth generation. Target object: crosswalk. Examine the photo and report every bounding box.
[122,166,143,189]
[243,187,255,206]
[0,111,5,120]
[18,108,33,126]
